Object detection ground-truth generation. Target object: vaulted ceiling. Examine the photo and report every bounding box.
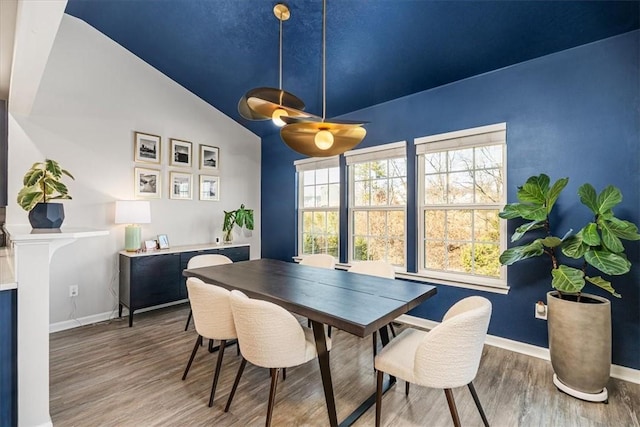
[64,0,639,138]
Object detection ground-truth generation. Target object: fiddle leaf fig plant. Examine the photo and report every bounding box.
[499,174,639,298]
[223,204,254,242]
[17,159,75,211]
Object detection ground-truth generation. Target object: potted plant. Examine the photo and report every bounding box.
[17,159,75,229]
[499,174,639,402]
[222,204,254,244]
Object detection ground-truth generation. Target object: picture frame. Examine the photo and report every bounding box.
[199,144,219,172]
[157,234,170,249]
[134,131,161,164]
[134,167,161,199]
[169,171,192,200]
[199,175,220,201]
[170,138,192,167]
[144,240,158,251]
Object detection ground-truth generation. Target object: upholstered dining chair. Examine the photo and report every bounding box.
[225,290,331,427]
[184,254,233,331]
[348,260,396,359]
[299,253,336,269]
[182,277,237,407]
[374,296,492,427]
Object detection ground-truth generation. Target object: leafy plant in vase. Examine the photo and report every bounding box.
[222,204,254,244]
[17,159,75,229]
[499,174,639,402]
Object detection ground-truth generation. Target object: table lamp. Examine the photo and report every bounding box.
[115,200,151,251]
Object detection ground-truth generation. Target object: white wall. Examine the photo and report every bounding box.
[7,14,261,324]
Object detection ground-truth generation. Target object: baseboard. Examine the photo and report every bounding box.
[395,314,640,385]
[49,299,188,333]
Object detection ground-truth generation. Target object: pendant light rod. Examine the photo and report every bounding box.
[321,0,327,121]
[278,6,283,90]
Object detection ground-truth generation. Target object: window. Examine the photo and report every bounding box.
[295,157,340,258]
[346,142,407,267]
[416,123,506,288]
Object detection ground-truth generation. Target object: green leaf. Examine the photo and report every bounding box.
[596,185,622,214]
[517,175,549,204]
[540,236,562,248]
[61,168,75,180]
[498,203,522,219]
[511,220,544,242]
[561,234,588,259]
[45,159,63,179]
[598,219,624,253]
[551,265,585,293]
[585,249,631,275]
[24,169,44,187]
[516,204,547,221]
[607,218,640,241]
[578,183,598,214]
[499,240,545,265]
[16,187,43,211]
[547,177,569,213]
[585,276,621,298]
[581,223,600,246]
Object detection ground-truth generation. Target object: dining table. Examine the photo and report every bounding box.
[183,258,437,427]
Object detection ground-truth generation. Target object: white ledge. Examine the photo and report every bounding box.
[4,225,109,242]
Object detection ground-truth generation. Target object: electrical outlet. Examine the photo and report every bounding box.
[69,285,78,298]
[535,301,547,320]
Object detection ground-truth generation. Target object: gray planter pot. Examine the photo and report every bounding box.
[547,291,611,398]
[28,202,65,229]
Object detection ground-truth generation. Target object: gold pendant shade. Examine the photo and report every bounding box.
[237,4,312,126]
[278,0,367,158]
[281,121,367,157]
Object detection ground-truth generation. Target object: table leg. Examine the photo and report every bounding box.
[311,320,338,427]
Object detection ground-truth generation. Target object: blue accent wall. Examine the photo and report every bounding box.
[0,290,17,427]
[262,31,640,369]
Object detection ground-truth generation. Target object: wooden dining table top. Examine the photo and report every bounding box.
[183,258,437,337]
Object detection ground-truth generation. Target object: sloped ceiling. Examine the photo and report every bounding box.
[64,0,639,137]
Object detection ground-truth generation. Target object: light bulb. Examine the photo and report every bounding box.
[272,108,288,127]
[314,129,334,150]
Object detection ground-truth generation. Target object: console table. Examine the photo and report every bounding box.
[119,243,250,326]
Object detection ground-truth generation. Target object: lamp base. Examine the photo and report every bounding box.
[124,225,142,252]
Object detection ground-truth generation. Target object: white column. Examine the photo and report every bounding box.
[5,226,108,427]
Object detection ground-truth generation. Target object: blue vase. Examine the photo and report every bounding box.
[28,203,65,229]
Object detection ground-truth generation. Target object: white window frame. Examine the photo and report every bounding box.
[294,156,340,259]
[345,141,407,270]
[415,123,508,291]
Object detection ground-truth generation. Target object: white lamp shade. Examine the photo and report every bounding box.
[115,201,151,224]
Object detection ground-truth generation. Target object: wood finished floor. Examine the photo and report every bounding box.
[50,304,640,426]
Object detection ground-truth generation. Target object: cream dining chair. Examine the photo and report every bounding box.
[225,290,331,427]
[182,277,237,407]
[348,260,396,359]
[374,296,492,427]
[184,254,233,331]
[299,253,336,269]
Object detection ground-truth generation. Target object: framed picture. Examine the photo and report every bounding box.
[157,234,170,249]
[199,175,220,201]
[170,138,192,167]
[134,167,161,199]
[144,240,157,251]
[199,144,219,172]
[134,131,161,164]
[169,171,192,200]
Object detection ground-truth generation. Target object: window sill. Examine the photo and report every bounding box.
[396,271,510,295]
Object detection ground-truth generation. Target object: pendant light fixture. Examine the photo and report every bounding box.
[280,0,367,157]
[238,3,314,126]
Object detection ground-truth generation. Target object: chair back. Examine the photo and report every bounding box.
[229,290,308,368]
[348,260,395,279]
[187,254,232,269]
[414,296,491,389]
[186,277,236,340]
[299,254,335,269]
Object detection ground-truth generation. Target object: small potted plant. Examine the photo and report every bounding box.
[499,174,639,402]
[222,204,254,244]
[17,159,74,229]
